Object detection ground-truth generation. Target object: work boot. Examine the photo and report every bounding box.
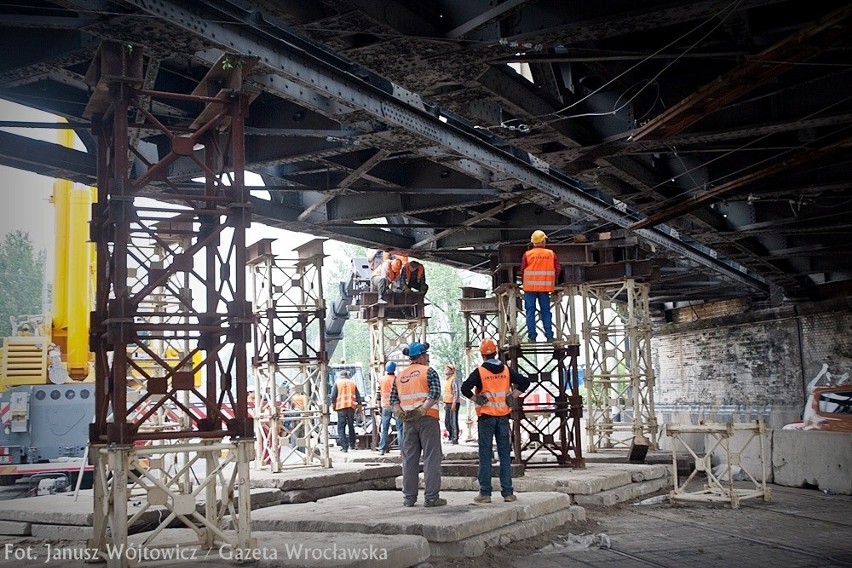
[472,494,491,504]
[424,497,447,507]
[403,498,416,507]
[341,448,348,453]
[503,494,517,502]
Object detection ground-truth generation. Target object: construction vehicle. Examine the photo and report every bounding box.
[0,126,95,489]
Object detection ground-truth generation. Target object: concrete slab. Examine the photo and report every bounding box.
[31,524,93,541]
[279,477,396,504]
[251,490,572,543]
[573,475,671,507]
[430,507,582,558]
[0,520,30,536]
[773,430,852,495]
[0,529,430,568]
[250,463,400,491]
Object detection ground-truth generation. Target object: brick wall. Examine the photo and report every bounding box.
[652,299,852,431]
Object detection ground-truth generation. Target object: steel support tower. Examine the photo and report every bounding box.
[248,238,330,471]
[582,278,658,451]
[87,41,254,564]
[492,245,585,468]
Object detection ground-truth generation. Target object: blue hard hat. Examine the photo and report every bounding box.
[385,361,397,373]
[404,341,430,358]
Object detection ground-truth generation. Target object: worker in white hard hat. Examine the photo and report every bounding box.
[520,230,560,342]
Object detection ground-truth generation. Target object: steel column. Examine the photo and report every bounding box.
[87,41,253,561]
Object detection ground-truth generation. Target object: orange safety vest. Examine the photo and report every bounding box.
[395,364,440,419]
[443,376,457,404]
[379,374,395,408]
[405,263,425,284]
[292,392,307,410]
[475,365,511,417]
[334,378,358,410]
[522,247,556,292]
[372,258,402,282]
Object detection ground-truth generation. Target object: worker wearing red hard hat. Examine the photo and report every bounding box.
[461,338,530,504]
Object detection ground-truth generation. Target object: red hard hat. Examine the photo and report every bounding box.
[479,338,498,356]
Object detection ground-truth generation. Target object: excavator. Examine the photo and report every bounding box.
[0,124,95,492]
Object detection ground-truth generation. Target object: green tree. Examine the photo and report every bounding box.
[0,230,46,336]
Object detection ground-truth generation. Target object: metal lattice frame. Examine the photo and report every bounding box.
[249,239,330,472]
[492,276,584,468]
[459,287,500,442]
[582,279,658,451]
[367,316,428,398]
[87,41,253,562]
[667,421,771,508]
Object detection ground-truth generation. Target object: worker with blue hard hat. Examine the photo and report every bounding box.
[377,361,403,455]
[389,341,446,507]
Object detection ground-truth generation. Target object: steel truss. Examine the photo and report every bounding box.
[582,279,658,451]
[248,238,330,471]
[366,311,428,398]
[492,281,584,468]
[459,287,500,442]
[87,41,253,562]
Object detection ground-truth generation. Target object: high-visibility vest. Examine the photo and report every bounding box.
[522,247,557,292]
[371,258,402,282]
[379,374,395,407]
[334,378,358,410]
[395,364,439,419]
[443,377,457,404]
[292,392,307,410]
[475,365,511,417]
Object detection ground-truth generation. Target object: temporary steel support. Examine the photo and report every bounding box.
[581,279,658,451]
[667,421,771,508]
[492,271,584,468]
[248,238,330,471]
[459,287,500,442]
[86,41,253,561]
[360,292,428,403]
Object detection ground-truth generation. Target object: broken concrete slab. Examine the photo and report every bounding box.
[279,477,396,503]
[430,507,583,558]
[250,463,400,491]
[573,476,671,507]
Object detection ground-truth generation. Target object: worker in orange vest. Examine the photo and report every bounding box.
[377,361,404,455]
[400,260,429,294]
[390,341,446,507]
[370,254,402,304]
[461,338,530,504]
[330,370,363,453]
[520,230,560,342]
[443,363,460,444]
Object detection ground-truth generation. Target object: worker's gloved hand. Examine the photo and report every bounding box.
[405,406,426,422]
[395,409,408,422]
[474,394,488,406]
[506,394,515,408]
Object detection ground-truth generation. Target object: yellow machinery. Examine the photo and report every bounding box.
[0,122,95,390]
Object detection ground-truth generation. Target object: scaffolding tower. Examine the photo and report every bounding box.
[87,41,254,565]
[582,278,658,451]
[248,238,330,472]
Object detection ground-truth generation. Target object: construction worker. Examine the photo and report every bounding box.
[330,370,362,453]
[370,254,402,304]
[400,259,429,294]
[443,363,461,444]
[520,230,560,342]
[461,338,530,504]
[390,341,446,507]
[377,361,404,455]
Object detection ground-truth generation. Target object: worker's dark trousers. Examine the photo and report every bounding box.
[337,407,356,450]
[477,414,513,497]
[443,402,460,442]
